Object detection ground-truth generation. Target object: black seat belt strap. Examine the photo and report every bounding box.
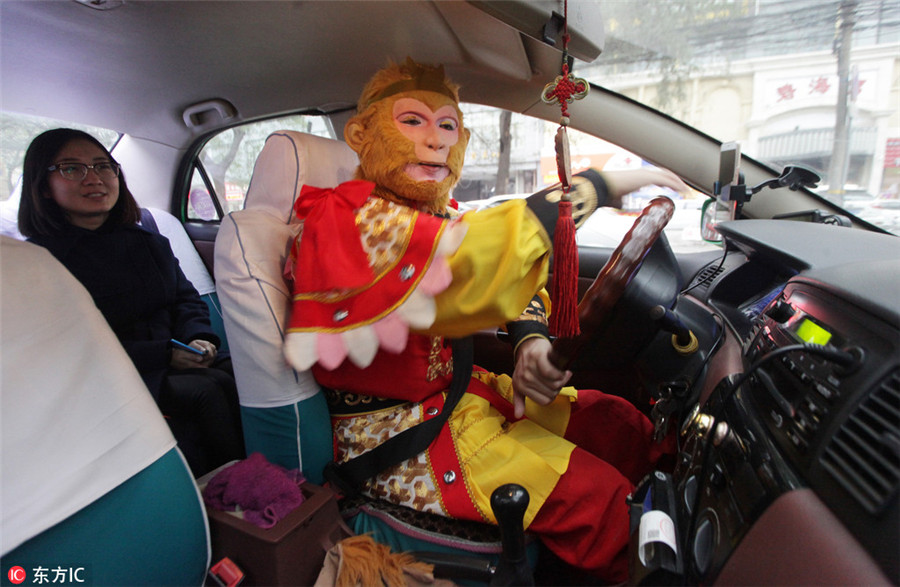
[324,336,474,497]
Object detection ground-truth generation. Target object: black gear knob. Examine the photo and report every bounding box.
[490,483,534,586]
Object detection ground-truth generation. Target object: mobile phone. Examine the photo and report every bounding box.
[716,141,741,198]
[718,141,740,187]
[170,338,208,356]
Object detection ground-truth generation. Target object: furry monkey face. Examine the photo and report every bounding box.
[346,90,469,209]
[392,97,459,184]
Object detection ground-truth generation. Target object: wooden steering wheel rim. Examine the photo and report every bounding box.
[550,196,675,370]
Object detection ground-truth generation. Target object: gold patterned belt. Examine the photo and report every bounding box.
[323,387,409,416]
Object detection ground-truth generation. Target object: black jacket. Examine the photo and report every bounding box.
[30,223,218,399]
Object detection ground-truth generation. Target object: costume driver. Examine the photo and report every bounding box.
[284,58,682,581]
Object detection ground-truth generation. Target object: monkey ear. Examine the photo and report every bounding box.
[344,118,367,152]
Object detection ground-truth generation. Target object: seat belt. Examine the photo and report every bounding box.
[323,336,474,497]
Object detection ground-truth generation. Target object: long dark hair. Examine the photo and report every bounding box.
[18,128,141,237]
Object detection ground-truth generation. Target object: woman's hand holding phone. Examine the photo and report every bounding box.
[169,338,216,369]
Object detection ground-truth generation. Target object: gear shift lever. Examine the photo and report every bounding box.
[490,483,534,586]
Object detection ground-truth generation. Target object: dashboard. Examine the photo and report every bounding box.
[631,220,899,585]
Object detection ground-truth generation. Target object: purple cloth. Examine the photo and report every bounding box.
[202,453,306,528]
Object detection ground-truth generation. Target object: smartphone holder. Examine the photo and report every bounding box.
[715,164,821,217]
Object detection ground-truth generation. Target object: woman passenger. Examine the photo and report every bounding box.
[18,128,245,476]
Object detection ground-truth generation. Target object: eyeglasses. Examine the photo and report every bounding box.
[48,161,120,181]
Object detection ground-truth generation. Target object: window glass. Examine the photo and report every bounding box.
[457,104,715,254]
[187,114,334,220]
[0,112,120,239]
[586,0,900,234]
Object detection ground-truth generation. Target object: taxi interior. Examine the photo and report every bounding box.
[2,1,898,585]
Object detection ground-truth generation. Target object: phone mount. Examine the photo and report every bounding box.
[715,164,821,216]
[752,165,821,193]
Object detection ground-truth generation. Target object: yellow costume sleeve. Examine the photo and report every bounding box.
[419,200,551,338]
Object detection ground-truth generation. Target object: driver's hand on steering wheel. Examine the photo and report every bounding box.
[511,336,572,419]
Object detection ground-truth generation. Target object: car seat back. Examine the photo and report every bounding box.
[213,131,358,479]
[1,237,209,584]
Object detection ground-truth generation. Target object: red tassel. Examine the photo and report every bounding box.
[550,199,580,338]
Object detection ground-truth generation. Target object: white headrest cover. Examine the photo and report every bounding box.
[244,131,359,223]
[214,131,358,408]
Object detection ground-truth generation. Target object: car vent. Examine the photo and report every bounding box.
[689,264,725,293]
[820,368,900,514]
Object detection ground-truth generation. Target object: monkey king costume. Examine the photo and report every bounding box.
[283,59,672,581]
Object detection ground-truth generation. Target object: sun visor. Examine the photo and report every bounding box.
[466,0,604,63]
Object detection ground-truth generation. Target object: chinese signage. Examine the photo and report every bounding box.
[764,70,871,110]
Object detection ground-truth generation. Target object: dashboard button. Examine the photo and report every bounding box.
[815,383,834,400]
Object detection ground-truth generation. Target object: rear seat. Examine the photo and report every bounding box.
[139,207,228,351]
[3,204,228,351]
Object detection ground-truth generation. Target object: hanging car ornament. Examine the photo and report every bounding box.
[540,9,589,339]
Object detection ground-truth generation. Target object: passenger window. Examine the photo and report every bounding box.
[186,114,335,220]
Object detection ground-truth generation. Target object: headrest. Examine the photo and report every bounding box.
[243,131,359,223]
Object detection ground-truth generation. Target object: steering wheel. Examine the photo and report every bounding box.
[549,196,675,370]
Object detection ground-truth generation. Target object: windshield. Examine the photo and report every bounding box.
[582,0,900,235]
[457,104,713,253]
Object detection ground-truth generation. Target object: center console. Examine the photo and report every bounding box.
[629,278,898,584]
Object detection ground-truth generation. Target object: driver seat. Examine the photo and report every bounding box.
[214,130,528,569]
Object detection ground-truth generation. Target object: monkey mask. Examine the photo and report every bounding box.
[284,59,479,371]
[344,59,470,215]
